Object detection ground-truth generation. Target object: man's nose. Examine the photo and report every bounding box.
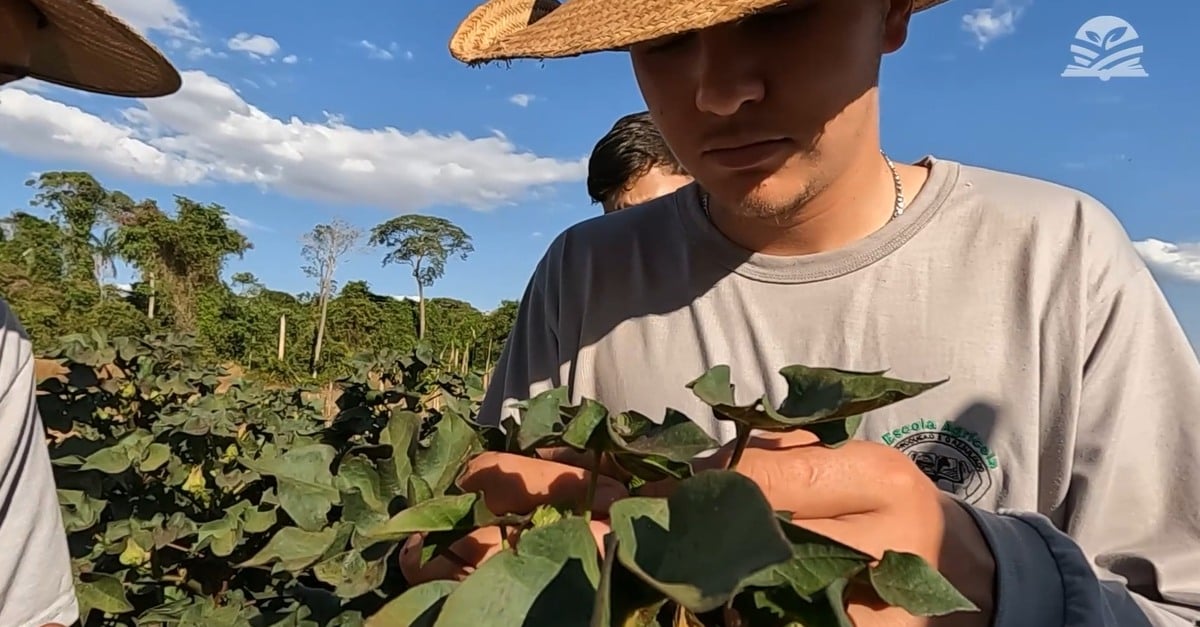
[691,31,766,117]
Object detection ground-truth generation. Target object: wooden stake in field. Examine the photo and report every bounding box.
[277,314,287,361]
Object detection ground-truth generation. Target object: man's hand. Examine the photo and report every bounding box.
[643,430,996,626]
[399,433,996,627]
[398,452,625,584]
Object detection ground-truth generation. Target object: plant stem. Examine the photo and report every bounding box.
[726,424,752,471]
[582,448,602,521]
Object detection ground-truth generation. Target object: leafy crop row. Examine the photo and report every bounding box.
[40,330,975,626]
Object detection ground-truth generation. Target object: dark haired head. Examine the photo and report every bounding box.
[587,111,690,213]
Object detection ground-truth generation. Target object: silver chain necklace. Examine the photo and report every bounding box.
[701,149,906,221]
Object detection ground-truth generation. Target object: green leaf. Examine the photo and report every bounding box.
[366,580,457,627]
[517,516,602,587]
[769,366,946,426]
[744,518,873,598]
[738,583,851,627]
[336,454,388,513]
[76,572,134,620]
[609,470,794,614]
[362,492,479,544]
[866,550,979,616]
[138,442,172,472]
[380,408,421,494]
[57,489,107,532]
[313,548,391,598]
[240,444,341,531]
[414,410,482,497]
[530,503,567,528]
[558,398,609,451]
[433,517,601,626]
[688,364,944,433]
[241,505,277,534]
[239,526,343,572]
[605,410,719,480]
[197,515,243,557]
[407,474,435,506]
[514,387,571,451]
[80,445,133,474]
[803,415,863,448]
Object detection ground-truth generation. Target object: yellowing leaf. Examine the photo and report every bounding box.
[118,537,150,567]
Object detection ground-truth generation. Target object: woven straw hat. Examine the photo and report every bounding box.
[17,0,181,97]
[450,0,951,64]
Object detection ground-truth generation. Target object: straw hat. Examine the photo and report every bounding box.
[450,0,952,64]
[18,0,181,97]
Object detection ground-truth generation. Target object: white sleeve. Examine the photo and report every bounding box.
[0,299,78,627]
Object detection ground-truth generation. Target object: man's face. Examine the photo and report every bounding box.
[0,0,41,86]
[604,166,694,213]
[629,0,911,221]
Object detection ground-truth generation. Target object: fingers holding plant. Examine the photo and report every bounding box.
[456,451,629,517]
[398,451,626,585]
[399,516,614,585]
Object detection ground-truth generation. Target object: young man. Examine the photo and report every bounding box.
[587,111,693,213]
[0,0,180,624]
[406,0,1200,625]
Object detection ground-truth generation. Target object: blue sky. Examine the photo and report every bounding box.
[0,0,1197,348]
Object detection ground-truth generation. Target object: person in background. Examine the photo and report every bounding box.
[403,0,1200,625]
[586,111,693,213]
[0,0,180,624]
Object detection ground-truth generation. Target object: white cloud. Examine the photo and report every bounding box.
[282,54,299,64]
[224,213,272,232]
[185,46,228,60]
[360,40,401,61]
[227,33,282,58]
[1134,239,1200,283]
[98,0,196,40]
[98,0,224,64]
[509,94,535,107]
[0,71,586,213]
[962,0,1030,49]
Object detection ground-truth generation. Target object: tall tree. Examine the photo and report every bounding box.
[91,227,120,298]
[230,271,263,296]
[369,215,473,340]
[0,212,63,284]
[300,219,363,374]
[112,196,251,332]
[25,171,130,286]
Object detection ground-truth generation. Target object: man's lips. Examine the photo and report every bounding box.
[701,138,793,170]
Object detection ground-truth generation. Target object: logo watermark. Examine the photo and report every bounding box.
[1061,15,1148,80]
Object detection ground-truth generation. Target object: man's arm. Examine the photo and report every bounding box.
[956,263,1200,627]
[1061,263,1200,623]
[474,239,635,478]
[477,247,563,429]
[0,299,79,627]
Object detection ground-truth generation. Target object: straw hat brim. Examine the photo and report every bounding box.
[24,0,181,98]
[450,0,952,64]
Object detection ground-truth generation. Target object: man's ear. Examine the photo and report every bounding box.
[881,0,915,53]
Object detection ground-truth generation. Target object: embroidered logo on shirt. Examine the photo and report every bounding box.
[878,419,998,504]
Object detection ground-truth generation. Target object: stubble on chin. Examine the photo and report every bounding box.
[729,163,830,225]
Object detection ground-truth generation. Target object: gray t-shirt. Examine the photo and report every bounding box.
[482,156,1200,626]
[0,299,78,626]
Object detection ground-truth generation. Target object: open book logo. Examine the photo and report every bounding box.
[1061,16,1148,80]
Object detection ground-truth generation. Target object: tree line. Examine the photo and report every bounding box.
[0,171,516,383]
